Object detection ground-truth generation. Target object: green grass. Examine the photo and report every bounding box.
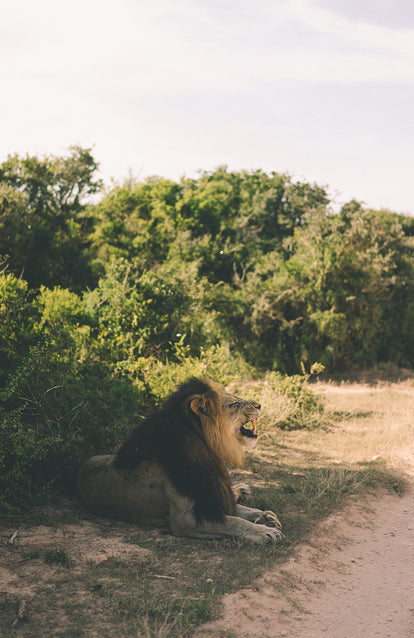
[42,547,73,567]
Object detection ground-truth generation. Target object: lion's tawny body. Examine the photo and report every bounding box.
[78,377,283,544]
[78,456,169,525]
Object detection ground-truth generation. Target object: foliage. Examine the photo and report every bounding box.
[83,257,225,362]
[285,205,414,369]
[229,365,326,433]
[0,273,38,379]
[0,341,141,512]
[235,205,414,371]
[272,374,325,430]
[1,147,414,511]
[0,146,101,290]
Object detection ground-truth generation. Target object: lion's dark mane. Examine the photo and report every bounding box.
[113,378,236,523]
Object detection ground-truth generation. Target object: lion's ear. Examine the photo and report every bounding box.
[189,394,220,419]
[189,396,207,416]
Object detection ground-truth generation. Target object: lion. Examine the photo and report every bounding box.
[78,377,283,544]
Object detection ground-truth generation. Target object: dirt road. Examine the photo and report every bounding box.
[196,484,414,638]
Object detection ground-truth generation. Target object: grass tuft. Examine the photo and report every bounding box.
[42,547,72,567]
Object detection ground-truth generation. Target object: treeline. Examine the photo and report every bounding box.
[1,146,414,511]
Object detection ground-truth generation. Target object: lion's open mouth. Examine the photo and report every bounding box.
[240,419,258,439]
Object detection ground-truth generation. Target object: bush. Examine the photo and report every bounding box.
[115,341,251,407]
[229,365,326,433]
[0,341,142,512]
[273,373,325,430]
[0,273,38,378]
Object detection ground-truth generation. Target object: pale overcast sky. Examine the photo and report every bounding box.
[1,0,414,214]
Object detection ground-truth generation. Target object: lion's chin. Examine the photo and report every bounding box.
[238,420,259,449]
[239,425,258,439]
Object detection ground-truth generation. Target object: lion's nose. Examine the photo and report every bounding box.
[254,402,261,410]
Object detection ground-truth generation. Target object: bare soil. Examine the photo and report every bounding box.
[195,480,414,638]
[0,516,153,597]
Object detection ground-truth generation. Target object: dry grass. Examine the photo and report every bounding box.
[233,372,414,475]
[313,381,414,471]
[274,379,414,474]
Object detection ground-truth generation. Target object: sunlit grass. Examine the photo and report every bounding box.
[233,373,414,475]
[285,382,414,473]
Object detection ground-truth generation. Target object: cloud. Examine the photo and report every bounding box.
[3,0,414,104]
[311,0,414,29]
[1,0,414,213]
[94,0,414,95]
[290,0,414,54]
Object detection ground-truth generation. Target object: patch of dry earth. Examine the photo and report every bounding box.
[0,519,152,600]
[195,485,414,638]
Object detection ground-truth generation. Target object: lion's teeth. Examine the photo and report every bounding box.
[252,419,257,435]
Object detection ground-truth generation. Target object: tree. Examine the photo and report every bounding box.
[0,273,38,379]
[0,146,102,290]
[283,205,414,369]
[86,177,182,278]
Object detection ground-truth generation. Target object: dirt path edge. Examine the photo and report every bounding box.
[195,484,414,638]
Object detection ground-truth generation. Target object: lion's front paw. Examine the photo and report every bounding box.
[265,526,284,542]
[246,524,284,544]
[254,510,283,531]
[232,482,251,503]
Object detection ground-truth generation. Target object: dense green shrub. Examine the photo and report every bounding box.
[272,374,325,430]
[0,273,38,379]
[0,342,141,512]
[0,146,101,290]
